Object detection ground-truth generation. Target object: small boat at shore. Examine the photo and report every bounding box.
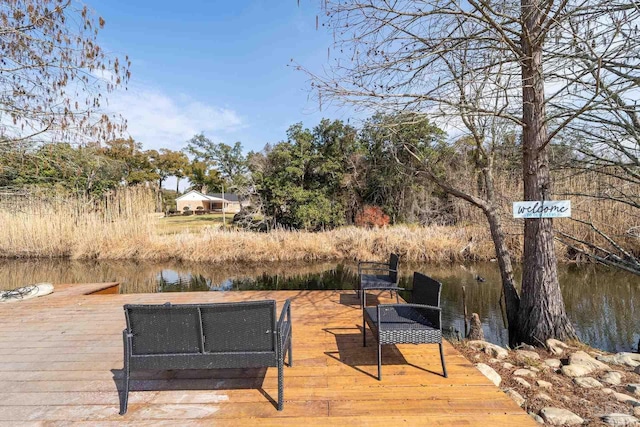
[0,283,54,303]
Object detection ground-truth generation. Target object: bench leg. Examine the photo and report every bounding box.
[120,333,130,415]
[439,342,448,378]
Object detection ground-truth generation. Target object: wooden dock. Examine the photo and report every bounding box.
[0,283,537,426]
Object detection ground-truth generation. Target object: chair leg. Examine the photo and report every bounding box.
[277,358,284,410]
[439,342,448,378]
[362,311,367,347]
[288,337,293,367]
[377,341,382,380]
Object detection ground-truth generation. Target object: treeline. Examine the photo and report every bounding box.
[0,113,611,232]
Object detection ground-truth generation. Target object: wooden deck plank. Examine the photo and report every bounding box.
[0,284,537,425]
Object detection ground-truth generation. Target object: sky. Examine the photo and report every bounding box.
[90,0,347,156]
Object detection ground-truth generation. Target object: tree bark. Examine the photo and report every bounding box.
[518,0,576,344]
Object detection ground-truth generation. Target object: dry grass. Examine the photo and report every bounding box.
[0,169,638,264]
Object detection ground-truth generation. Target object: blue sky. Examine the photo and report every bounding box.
[91,0,347,154]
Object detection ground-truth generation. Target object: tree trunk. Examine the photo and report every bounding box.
[517,0,576,344]
[176,177,180,194]
[484,204,521,347]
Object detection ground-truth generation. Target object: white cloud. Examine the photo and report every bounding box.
[104,83,244,151]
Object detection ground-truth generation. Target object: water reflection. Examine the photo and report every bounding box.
[0,259,637,353]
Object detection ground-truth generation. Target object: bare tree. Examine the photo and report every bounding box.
[298,0,640,345]
[0,0,130,147]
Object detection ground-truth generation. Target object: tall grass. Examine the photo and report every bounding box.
[0,187,155,258]
[0,169,637,264]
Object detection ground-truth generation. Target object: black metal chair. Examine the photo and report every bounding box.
[357,253,401,308]
[120,299,292,414]
[363,272,447,380]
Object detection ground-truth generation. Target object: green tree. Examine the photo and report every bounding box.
[101,138,158,186]
[149,149,189,192]
[185,160,224,193]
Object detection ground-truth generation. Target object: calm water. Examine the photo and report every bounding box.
[1,259,638,353]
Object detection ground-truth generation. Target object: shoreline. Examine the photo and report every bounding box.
[452,338,640,425]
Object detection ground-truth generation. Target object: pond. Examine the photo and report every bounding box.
[1,259,638,353]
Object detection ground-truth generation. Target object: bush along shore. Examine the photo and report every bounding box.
[454,337,640,426]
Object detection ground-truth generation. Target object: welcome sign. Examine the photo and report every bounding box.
[513,200,571,219]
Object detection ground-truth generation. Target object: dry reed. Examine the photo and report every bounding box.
[0,169,637,265]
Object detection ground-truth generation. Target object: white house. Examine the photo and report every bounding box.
[175,190,242,213]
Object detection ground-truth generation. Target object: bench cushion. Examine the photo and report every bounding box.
[364,306,441,345]
[360,274,395,289]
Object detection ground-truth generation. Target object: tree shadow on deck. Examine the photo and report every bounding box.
[323,327,444,379]
[111,367,277,409]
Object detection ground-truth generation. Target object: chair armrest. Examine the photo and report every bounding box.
[358,261,387,274]
[359,267,395,274]
[276,299,292,353]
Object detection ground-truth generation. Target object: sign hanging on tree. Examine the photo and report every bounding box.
[512,200,571,219]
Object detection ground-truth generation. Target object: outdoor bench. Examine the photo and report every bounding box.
[119,299,292,414]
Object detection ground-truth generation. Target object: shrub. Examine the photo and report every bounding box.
[355,205,390,228]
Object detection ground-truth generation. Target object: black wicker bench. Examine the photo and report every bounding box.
[363,272,447,380]
[119,299,292,414]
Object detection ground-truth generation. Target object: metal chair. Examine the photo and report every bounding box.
[363,272,447,380]
[357,253,401,308]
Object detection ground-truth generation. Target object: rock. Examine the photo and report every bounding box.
[635,365,640,375]
[627,384,640,397]
[504,388,526,407]
[516,349,541,361]
[562,350,611,377]
[539,407,585,425]
[503,362,515,369]
[514,368,536,378]
[467,313,485,340]
[545,358,562,369]
[562,364,596,378]
[598,352,640,368]
[634,407,640,418]
[613,392,640,407]
[515,377,531,388]
[530,366,541,372]
[519,343,536,351]
[528,412,545,424]
[468,340,509,359]
[603,388,615,395]
[537,380,553,389]
[570,350,611,371]
[546,338,569,356]
[601,371,624,385]
[476,363,502,387]
[535,392,552,401]
[488,358,500,364]
[574,377,603,388]
[600,413,640,426]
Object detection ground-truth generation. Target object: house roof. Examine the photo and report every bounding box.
[208,193,239,202]
[175,190,227,202]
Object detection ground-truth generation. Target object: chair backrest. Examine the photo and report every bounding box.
[124,300,277,356]
[389,253,400,283]
[411,272,442,307]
